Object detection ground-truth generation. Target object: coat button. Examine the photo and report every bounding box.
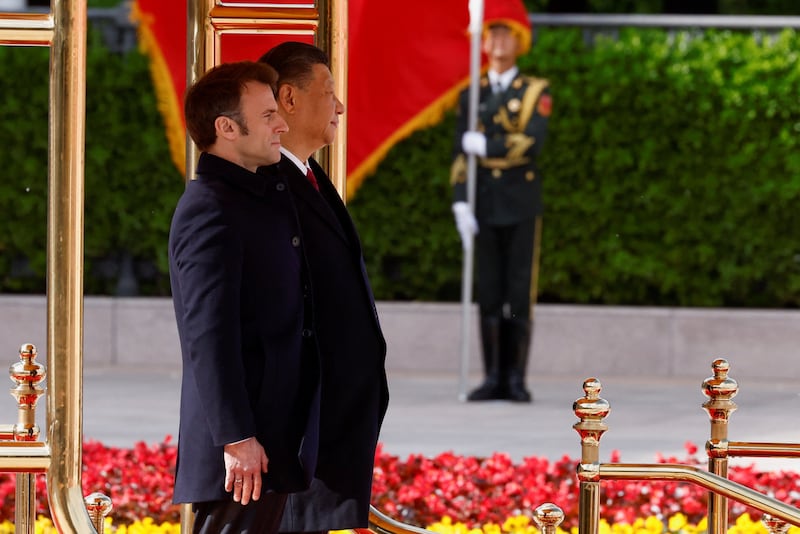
[276,182,286,191]
[302,329,313,338]
[526,170,535,181]
[291,236,300,247]
[492,169,502,179]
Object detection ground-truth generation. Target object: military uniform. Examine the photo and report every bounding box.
[451,70,551,401]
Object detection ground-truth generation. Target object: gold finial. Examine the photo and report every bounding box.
[85,492,113,533]
[534,503,565,534]
[702,358,738,423]
[573,378,610,479]
[573,378,610,427]
[9,343,46,441]
[762,514,790,534]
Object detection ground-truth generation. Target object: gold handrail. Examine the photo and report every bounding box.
[574,371,800,534]
[368,505,437,534]
[0,12,53,45]
[597,463,800,526]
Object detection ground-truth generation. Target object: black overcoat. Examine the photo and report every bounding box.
[169,153,321,504]
[261,156,389,531]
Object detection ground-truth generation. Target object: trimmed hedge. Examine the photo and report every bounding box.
[349,28,800,307]
[2,26,799,306]
[0,29,184,295]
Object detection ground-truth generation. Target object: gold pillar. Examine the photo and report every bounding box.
[702,359,738,534]
[316,0,348,198]
[573,378,609,534]
[46,0,97,531]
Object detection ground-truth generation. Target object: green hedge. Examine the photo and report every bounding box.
[0,29,184,295]
[349,27,800,307]
[2,26,799,306]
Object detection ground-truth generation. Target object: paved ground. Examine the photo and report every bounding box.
[3,366,799,472]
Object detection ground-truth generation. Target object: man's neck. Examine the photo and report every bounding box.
[488,59,516,76]
[279,133,315,164]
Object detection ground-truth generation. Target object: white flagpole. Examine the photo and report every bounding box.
[458,0,484,401]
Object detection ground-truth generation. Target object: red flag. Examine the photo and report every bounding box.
[346,0,471,196]
[131,1,473,197]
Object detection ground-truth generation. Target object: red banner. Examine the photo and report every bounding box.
[131,1,472,197]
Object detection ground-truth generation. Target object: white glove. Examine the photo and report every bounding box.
[461,131,487,157]
[452,201,479,250]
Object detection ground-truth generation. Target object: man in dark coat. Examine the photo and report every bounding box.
[257,42,390,533]
[451,0,552,403]
[169,61,321,534]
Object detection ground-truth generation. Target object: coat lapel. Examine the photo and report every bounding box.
[281,157,352,246]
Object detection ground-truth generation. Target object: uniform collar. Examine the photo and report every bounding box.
[488,66,519,93]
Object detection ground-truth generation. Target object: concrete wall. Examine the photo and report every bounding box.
[1,295,798,379]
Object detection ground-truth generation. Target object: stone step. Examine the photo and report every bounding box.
[1,295,798,380]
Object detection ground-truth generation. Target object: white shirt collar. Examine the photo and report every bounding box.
[280,146,308,175]
[488,66,519,93]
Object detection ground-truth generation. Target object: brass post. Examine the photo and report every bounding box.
[9,343,46,534]
[702,358,738,534]
[573,378,609,534]
[763,514,791,534]
[85,492,113,533]
[15,473,35,534]
[534,503,565,534]
[316,0,348,198]
[46,0,98,530]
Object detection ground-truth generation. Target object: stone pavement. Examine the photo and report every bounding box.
[3,365,799,472]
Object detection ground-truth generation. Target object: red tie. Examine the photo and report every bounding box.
[306,166,320,191]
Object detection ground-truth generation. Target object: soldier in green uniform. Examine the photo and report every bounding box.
[451,0,552,403]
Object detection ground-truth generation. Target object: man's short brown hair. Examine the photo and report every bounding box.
[184,61,279,151]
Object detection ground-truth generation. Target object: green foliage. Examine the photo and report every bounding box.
[349,27,800,307]
[350,116,464,301]
[0,28,183,295]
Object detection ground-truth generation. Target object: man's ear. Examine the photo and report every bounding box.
[278,84,296,112]
[214,115,237,140]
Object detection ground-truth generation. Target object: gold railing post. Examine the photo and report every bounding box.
[573,378,609,534]
[763,514,791,534]
[85,492,113,533]
[15,473,36,534]
[534,503,565,534]
[8,343,47,534]
[702,359,738,534]
[46,0,97,531]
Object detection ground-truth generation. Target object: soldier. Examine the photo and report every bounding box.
[451,0,552,403]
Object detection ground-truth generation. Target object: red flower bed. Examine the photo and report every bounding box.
[372,441,800,529]
[0,437,181,524]
[0,439,797,528]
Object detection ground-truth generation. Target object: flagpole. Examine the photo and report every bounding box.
[458,0,484,401]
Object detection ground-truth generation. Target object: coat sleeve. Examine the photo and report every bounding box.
[170,194,257,447]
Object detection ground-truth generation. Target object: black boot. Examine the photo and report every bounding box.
[506,318,533,403]
[467,316,505,401]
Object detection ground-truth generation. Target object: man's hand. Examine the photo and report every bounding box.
[452,201,479,251]
[461,131,487,157]
[223,437,269,505]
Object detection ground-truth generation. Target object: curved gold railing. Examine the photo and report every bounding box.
[573,362,800,534]
[368,505,437,534]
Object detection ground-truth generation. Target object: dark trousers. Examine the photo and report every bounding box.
[476,217,537,320]
[193,492,289,534]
